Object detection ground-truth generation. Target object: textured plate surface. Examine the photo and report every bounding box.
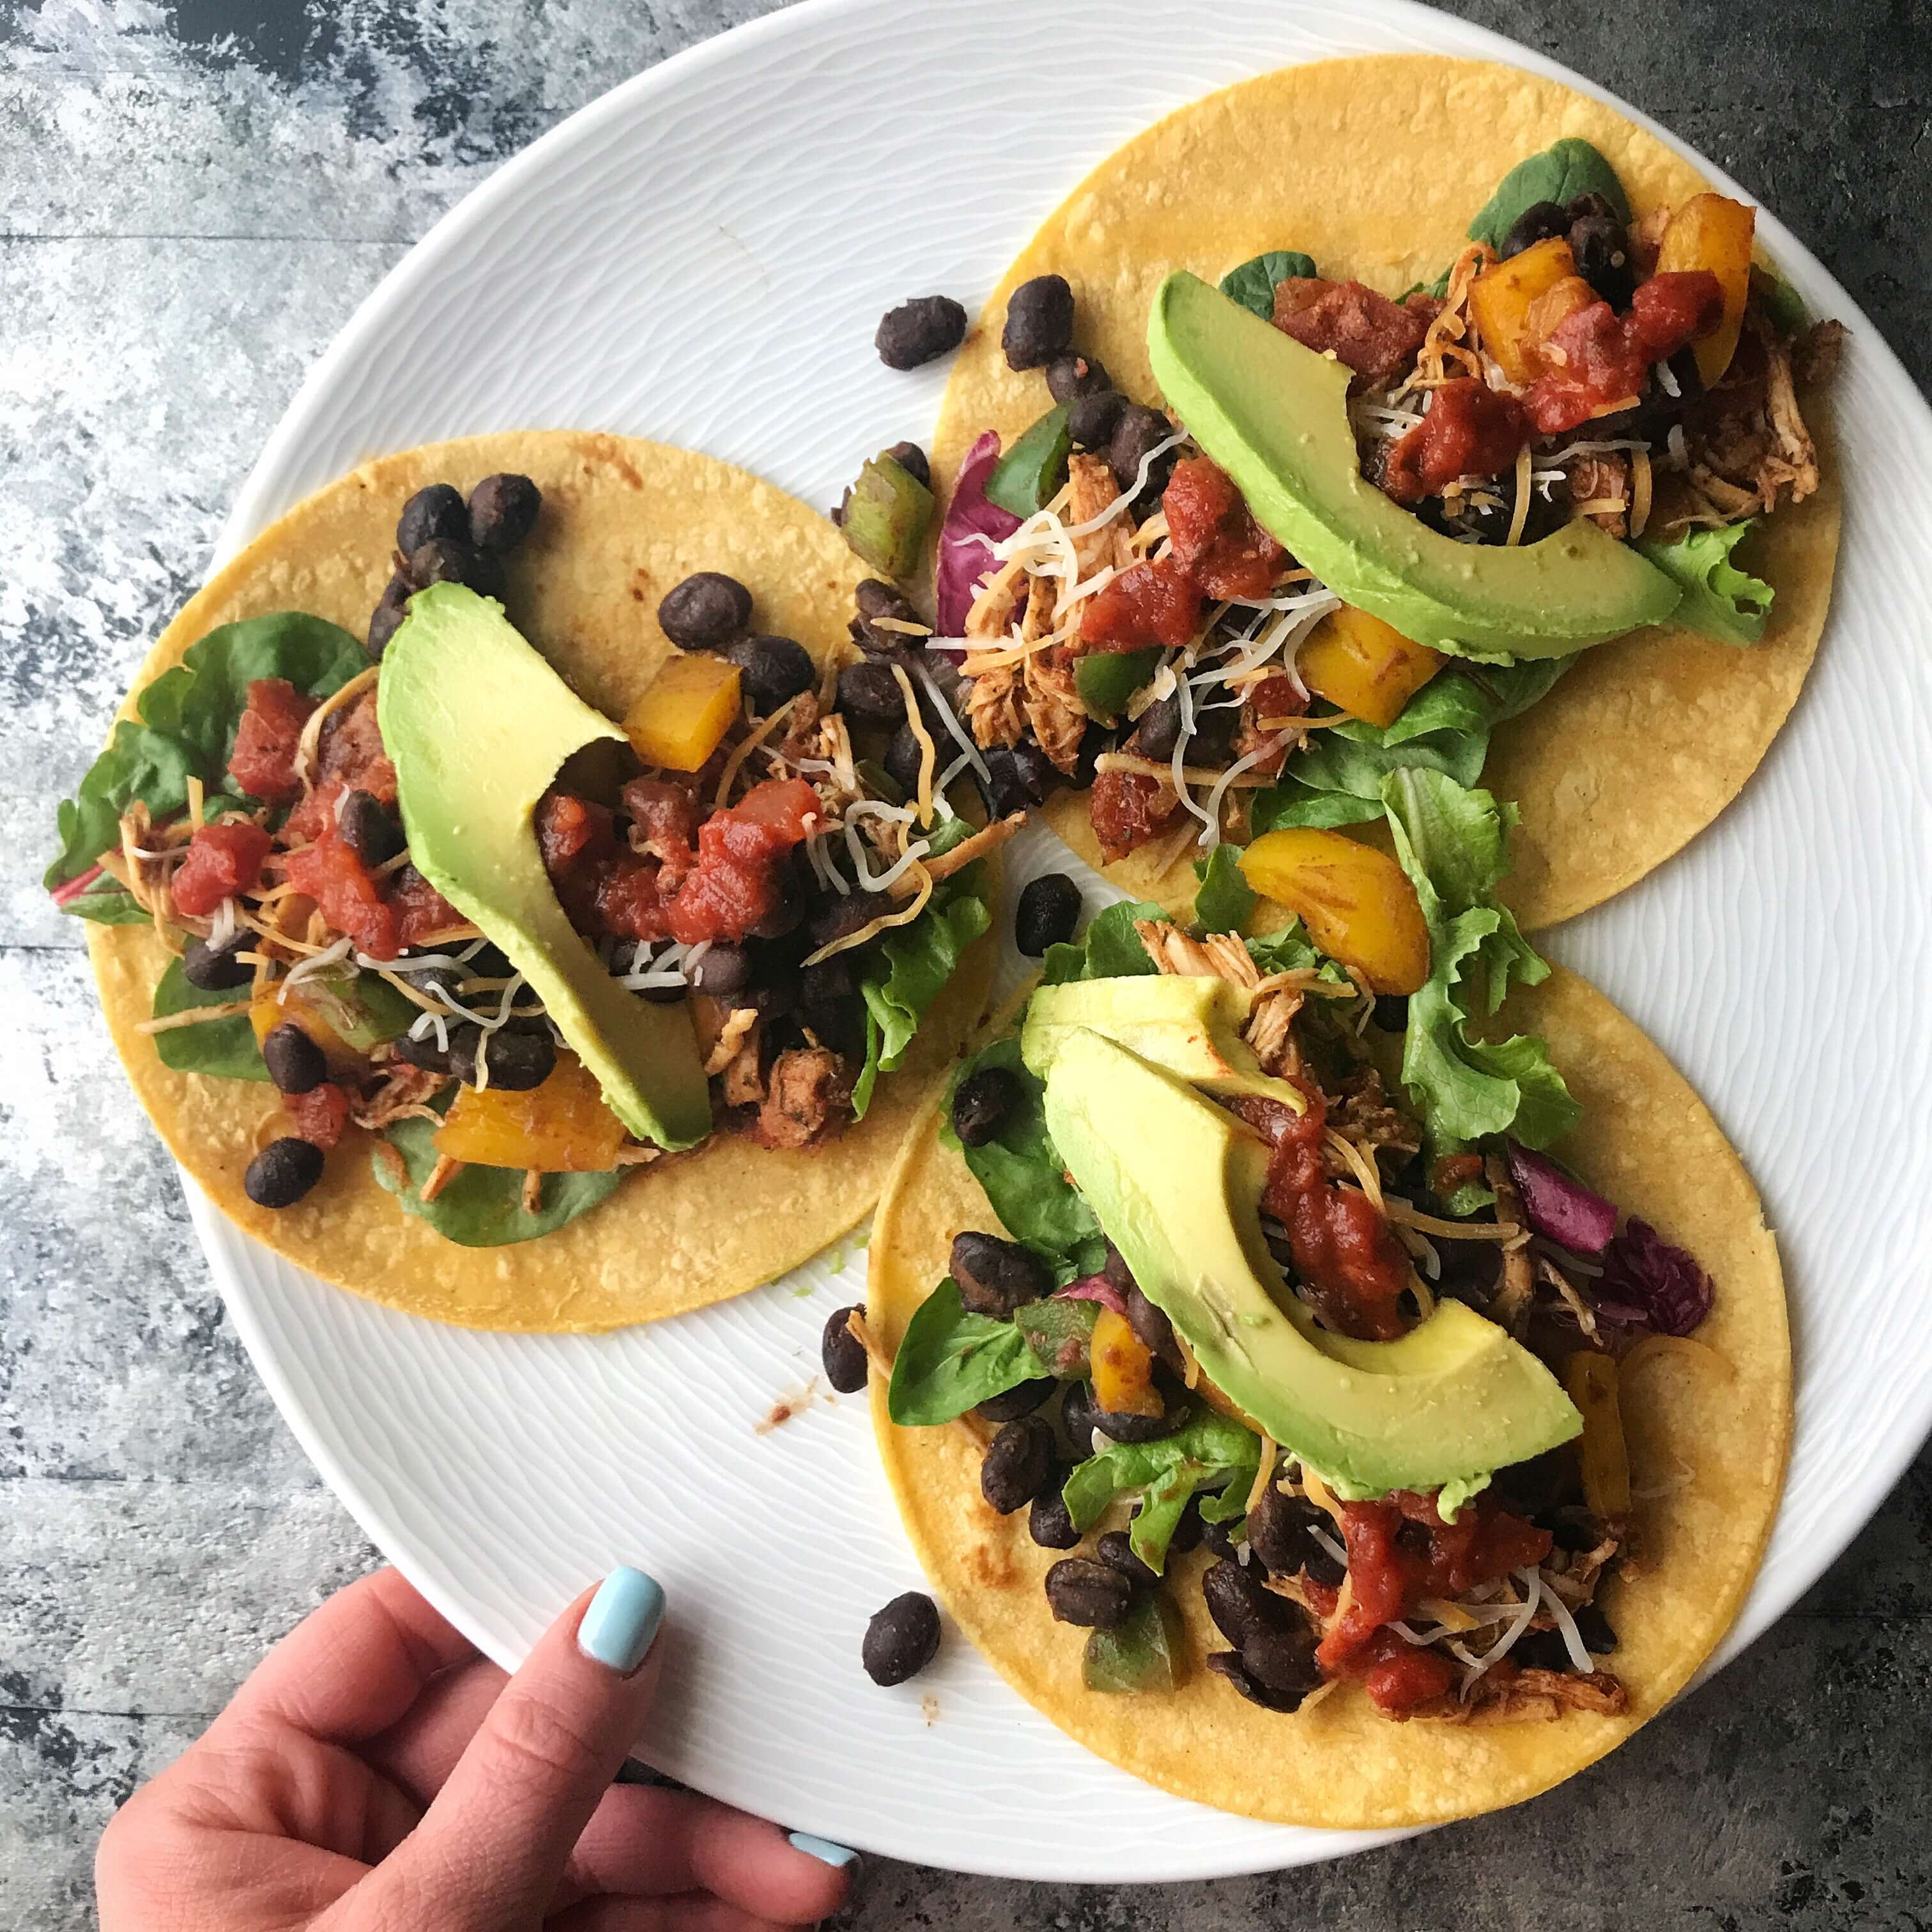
[181,0,1931,1883]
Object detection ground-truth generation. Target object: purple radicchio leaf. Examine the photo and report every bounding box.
[1504,1139,1618,1257]
[934,431,1022,638]
[1594,1218,1714,1337]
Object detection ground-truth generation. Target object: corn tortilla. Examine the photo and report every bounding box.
[931,54,1840,930]
[867,966,1789,1826]
[90,433,996,1331]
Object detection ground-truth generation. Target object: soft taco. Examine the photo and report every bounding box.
[855,769,1788,1827]
[923,54,1843,930]
[50,433,1006,1331]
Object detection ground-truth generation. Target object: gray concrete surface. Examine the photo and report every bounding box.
[3,0,1928,1924]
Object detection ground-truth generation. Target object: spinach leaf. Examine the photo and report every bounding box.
[1039,899,1164,986]
[150,956,268,1081]
[372,1114,623,1247]
[1192,842,1257,934]
[48,612,365,889]
[1061,1410,1261,1574]
[1466,139,1629,252]
[1759,273,1807,335]
[885,1278,1041,1425]
[1636,521,1774,644]
[63,878,152,925]
[985,403,1073,518]
[1220,250,1319,320]
[1015,1296,1100,1380]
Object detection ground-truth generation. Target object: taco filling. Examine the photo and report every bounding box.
[863,769,1728,1727]
[925,139,1843,870]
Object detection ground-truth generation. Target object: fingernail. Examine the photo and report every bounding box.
[578,1567,665,1675]
[788,1831,861,1871]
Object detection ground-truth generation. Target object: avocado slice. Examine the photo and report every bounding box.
[379,585,711,1151]
[1042,1025,1579,1498]
[1146,271,1682,663]
[1020,975,1304,1110]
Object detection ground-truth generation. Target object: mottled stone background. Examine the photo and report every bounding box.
[3,1,1928,1925]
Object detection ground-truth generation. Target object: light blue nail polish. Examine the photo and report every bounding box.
[578,1567,665,1674]
[788,1831,861,1869]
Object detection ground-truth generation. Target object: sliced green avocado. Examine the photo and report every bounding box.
[378,584,711,1151]
[1146,271,1682,663]
[1042,1025,1579,1499]
[1020,975,1303,1110]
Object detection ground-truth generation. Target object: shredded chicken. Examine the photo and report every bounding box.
[1485,1151,1535,1335]
[1463,1667,1630,1721]
[1060,452,1136,591]
[1544,1525,1623,1606]
[1331,1066,1420,1160]
[1133,917,1317,1079]
[1568,452,1630,536]
[752,1046,854,1150]
[1241,982,1304,1077]
[703,1004,760,1078]
[349,1061,448,1133]
[1675,305,1830,526]
[1414,243,1497,386]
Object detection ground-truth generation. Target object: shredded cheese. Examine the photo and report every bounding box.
[186,775,206,831]
[890,666,937,824]
[1244,1435,1280,1517]
[134,996,256,1034]
[1630,446,1653,538]
[712,696,801,809]
[1506,443,1533,547]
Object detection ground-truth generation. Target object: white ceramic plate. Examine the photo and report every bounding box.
[187,0,1932,1882]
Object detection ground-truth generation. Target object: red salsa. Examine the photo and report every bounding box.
[171,821,272,917]
[1383,379,1533,503]
[1162,456,1287,599]
[283,832,399,960]
[227,678,318,805]
[1525,269,1724,435]
[284,1080,351,1150]
[1089,767,1181,864]
[1079,557,1205,654]
[1271,278,1431,387]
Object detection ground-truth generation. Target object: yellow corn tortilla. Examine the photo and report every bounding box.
[931,54,1840,930]
[868,965,1789,1827]
[89,432,995,1331]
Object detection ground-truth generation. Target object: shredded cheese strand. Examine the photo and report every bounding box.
[712,696,800,809]
[890,666,936,825]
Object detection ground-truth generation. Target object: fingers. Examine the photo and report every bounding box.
[364,1653,509,1806]
[218,1567,477,1748]
[376,1567,666,1928]
[551,1896,798,1932]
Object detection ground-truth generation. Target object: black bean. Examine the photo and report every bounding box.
[862,1591,940,1685]
[1066,388,1128,452]
[1303,1539,1345,1591]
[1500,199,1572,259]
[1510,1629,1573,1673]
[367,572,412,660]
[1063,1372,1179,1448]
[396,482,468,555]
[974,746,1032,821]
[1565,190,1621,226]
[1096,1529,1157,1591]
[1201,1558,1273,1648]
[1043,1557,1133,1628]
[805,896,875,953]
[261,1022,327,1096]
[951,1065,1022,1148]
[1014,872,1081,956]
[245,1136,325,1209]
[1002,274,1075,371]
[725,634,816,712]
[466,472,541,553]
[1123,1284,1181,1371]
[836,659,908,724]
[822,1305,868,1393]
[452,1025,555,1092]
[1125,691,1177,762]
[884,440,931,489]
[1201,1515,1238,1563]
[406,537,487,592]
[1059,1377,1100,1459]
[1108,404,1177,500]
[1029,1489,1081,1550]
[392,1029,454,1075]
[1573,1603,1618,1655]
[1489,1448,1575,1520]
[1046,351,1111,403]
[687,942,753,999]
[182,932,253,992]
[884,724,928,800]
[1188,697,1238,765]
[336,788,404,867]
[1372,993,1410,1034]
[1241,1618,1320,1699]
[949,1230,1049,1318]
[856,578,921,625]
[1164,1494,1206,1556]
[1569,213,1636,309]
[875,295,967,371]
[977,1376,1055,1423]
[659,572,753,651]
[1544,1505,1602,1553]
[1009,741,1057,802]
[749,868,808,940]
[980,1415,1055,1514]
[799,953,855,1011]
[1206,1649,1310,1713]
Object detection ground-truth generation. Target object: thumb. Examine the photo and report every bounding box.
[374,1565,665,1929]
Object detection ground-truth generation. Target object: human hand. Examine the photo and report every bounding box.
[96,1565,856,1930]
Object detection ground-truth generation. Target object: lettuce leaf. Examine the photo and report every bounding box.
[1061,1410,1261,1575]
[1192,843,1257,933]
[1637,521,1775,644]
[1380,768,1578,1152]
[1040,898,1165,985]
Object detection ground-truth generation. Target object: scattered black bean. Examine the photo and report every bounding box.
[1029,1489,1082,1550]
[875,295,968,371]
[392,1029,454,1075]
[1188,698,1238,766]
[1123,1284,1181,1372]
[1573,1603,1618,1654]
[1489,1448,1575,1520]
[659,572,753,651]
[452,1025,556,1092]
[883,440,931,489]
[1014,873,1081,956]
[182,932,253,992]
[1095,1529,1157,1591]
[336,788,404,867]
[725,634,816,712]
[975,746,1032,821]
[406,537,483,590]
[884,723,928,801]
[245,1137,325,1210]
[1499,199,1572,259]
[1510,1628,1573,1673]
[396,482,468,556]
[1128,693,1181,762]
[1201,1557,1274,1648]
[1241,1618,1321,1701]
[1569,212,1636,309]
[1544,1505,1602,1554]
[1164,1494,1206,1556]
[1046,351,1111,403]
[466,472,540,553]
[980,1415,1056,1514]
[1372,993,1410,1034]
[1200,1515,1239,1563]
[261,1022,327,1096]
[1565,190,1621,226]
[687,942,753,999]
[862,1591,940,1685]
[1059,1377,1100,1459]
[949,1229,1049,1318]
[749,866,808,940]
[822,1305,869,1393]
[951,1064,1022,1148]
[1108,404,1177,500]
[367,572,413,660]
[836,659,908,724]
[1002,274,1075,371]
[856,578,921,624]
[1062,1372,1178,1448]
[976,1377,1055,1423]
[1101,1241,1134,1294]
[1066,388,1128,452]
[1009,741,1057,802]
[1206,1649,1309,1713]
[1245,1485,1315,1577]
[1044,1557,1133,1629]
[806,895,877,952]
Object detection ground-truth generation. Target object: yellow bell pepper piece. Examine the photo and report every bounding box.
[624,653,742,772]
[1655,192,1756,388]
[1091,1305,1163,1418]
[1469,237,1581,384]
[1298,604,1444,729]
[251,982,356,1070]
[1239,829,1430,995]
[435,1052,628,1172]
[1562,1351,1632,1521]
